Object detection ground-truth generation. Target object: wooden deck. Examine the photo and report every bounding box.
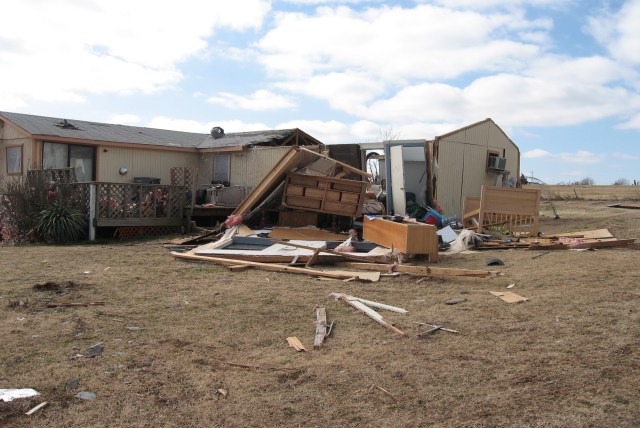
[65,182,188,229]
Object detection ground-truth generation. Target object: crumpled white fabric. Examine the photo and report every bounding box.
[0,388,40,402]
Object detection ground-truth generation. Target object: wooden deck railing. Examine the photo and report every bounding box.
[62,182,187,230]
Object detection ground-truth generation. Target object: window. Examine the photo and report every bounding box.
[6,146,23,175]
[212,153,230,183]
[43,142,96,181]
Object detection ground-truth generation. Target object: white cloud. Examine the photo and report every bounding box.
[257,4,544,81]
[523,149,550,158]
[557,150,602,165]
[207,90,296,111]
[612,151,640,161]
[276,119,353,143]
[588,0,640,65]
[0,0,271,107]
[431,0,573,10]
[276,71,384,113]
[282,0,369,4]
[618,113,640,130]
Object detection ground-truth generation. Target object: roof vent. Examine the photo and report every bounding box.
[210,126,225,139]
[54,119,80,130]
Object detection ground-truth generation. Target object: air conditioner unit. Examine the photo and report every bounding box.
[488,156,507,171]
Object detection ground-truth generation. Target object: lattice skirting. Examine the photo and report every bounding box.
[115,226,182,239]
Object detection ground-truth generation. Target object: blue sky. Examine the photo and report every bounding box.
[1,0,639,184]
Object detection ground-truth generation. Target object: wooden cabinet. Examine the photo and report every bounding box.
[363,216,438,261]
[282,172,367,217]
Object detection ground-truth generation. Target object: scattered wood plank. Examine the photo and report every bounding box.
[334,262,501,277]
[46,302,105,308]
[330,293,406,336]
[369,385,398,402]
[228,264,251,272]
[414,322,459,333]
[349,297,408,314]
[314,306,327,349]
[172,252,379,281]
[490,291,528,303]
[213,359,301,371]
[531,251,550,259]
[572,239,634,249]
[25,402,48,416]
[286,336,307,352]
[528,238,634,251]
[608,203,640,210]
[305,247,322,268]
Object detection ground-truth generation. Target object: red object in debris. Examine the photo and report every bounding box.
[224,214,244,228]
[334,245,356,253]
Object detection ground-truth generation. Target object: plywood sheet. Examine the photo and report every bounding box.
[490,291,528,303]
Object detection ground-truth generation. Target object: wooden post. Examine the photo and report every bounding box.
[314,306,327,349]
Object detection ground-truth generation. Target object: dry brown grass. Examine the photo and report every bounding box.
[526,184,640,201]
[1,199,640,427]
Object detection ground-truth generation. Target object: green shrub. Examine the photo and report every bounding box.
[0,175,51,242]
[35,204,87,243]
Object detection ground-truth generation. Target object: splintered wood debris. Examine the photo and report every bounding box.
[286,336,307,352]
[314,306,328,349]
[330,293,407,336]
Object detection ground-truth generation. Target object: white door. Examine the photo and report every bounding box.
[389,145,406,215]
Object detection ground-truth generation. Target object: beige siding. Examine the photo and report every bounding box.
[0,122,34,181]
[436,140,465,216]
[435,120,520,217]
[463,120,491,146]
[98,146,199,184]
[230,146,291,188]
[461,143,489,208]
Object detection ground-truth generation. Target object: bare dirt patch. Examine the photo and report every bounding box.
[1,199,639,427]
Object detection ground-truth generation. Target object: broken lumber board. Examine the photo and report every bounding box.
[608,203,640,210]
[529,239,634,251]
[350,297,408,314]
[286,336,307,352]
[214,359,300,371]
[329,270,380,282]
[314,306,327,349]
[553,229,614,239]
[228,264,251,272]
[171,251,379,281]
[334,262,501,277]
[489,291,528,303]
[305,247,322,268]
[330,293,406,336]
[232,147,318,217]
[270,239,386,263]
[572,239,634,249]
[46,302,105,307]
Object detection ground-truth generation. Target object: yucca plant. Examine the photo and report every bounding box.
[35,203,87,243]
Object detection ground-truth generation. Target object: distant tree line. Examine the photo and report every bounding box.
[553,177,638,185]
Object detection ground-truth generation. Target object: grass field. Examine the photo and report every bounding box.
[1,196,639,427]
[526,184,640,201]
